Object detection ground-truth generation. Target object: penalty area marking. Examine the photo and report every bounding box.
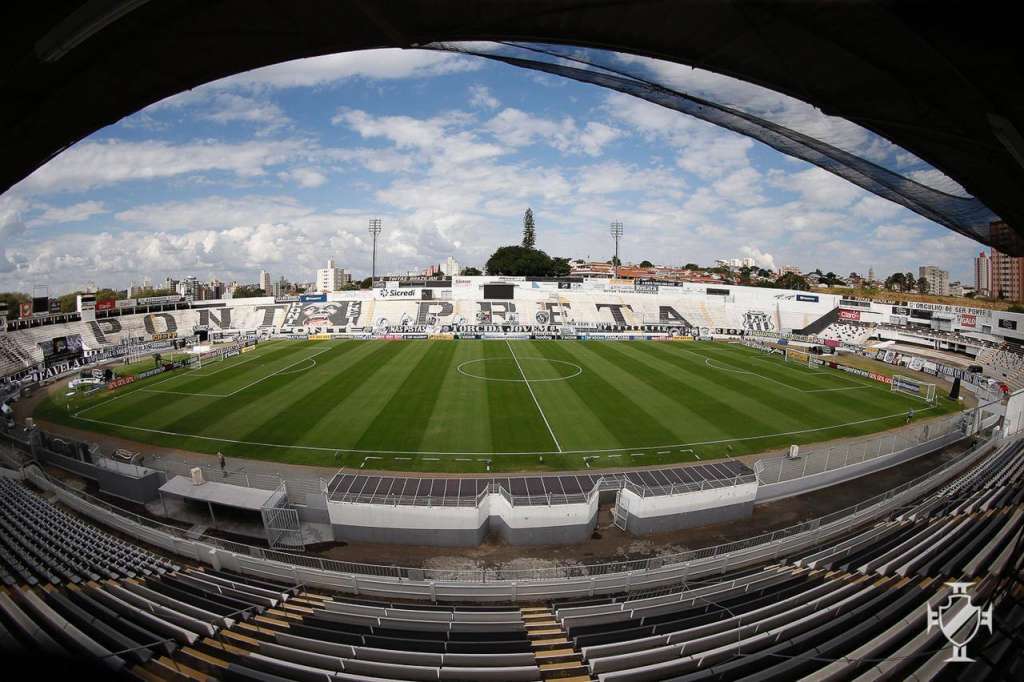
[681,348,877,394]
[136,347,331,399]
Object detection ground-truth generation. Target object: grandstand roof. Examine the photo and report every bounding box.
[160,475,276,511]
[4,2,1024,249]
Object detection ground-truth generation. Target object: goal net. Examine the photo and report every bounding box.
[892,375,936,402]
[785,348,812,366]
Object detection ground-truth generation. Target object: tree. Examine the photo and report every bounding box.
[609,256,621,267]
[639,260,654,268]
[58,292,81,313]
[358,277,372,288]
[1008,303,1024,313]
[738,266,754,284]
[774,272,811,291]
[232,285,266,298]
[521,208,536,249]
[903,272,915,291]
[460,266,482,276]
[485,245,566,277]
[683,263,700,270]
[0,291,29,319]
[550,257,571,278]
[916,277,929,294]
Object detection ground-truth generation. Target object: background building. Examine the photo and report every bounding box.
[441,256,460,277]
[989,220,1024,301]
[315,259,349,292]
[258,270,271,295]
[975,251,992,297]
[918,265,950,296]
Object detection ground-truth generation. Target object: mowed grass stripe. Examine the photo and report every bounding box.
[531,341,678,450]
[242,341,416,454]
[700,344,924,415]
[630,342,844,430]
[353,341,459,452]
[146,342,309,395]
[641,342,894,428]
[175,340,366,447]
[91,343,326,428]
[420,341,493,455]
[483,340,560,453]
[596,341,785,439]
[519,342,630,452]
[675,344,838,392]
[89,343,350,454]
[37,339,962,471]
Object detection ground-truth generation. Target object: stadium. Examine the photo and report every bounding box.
[1,3,1023,681]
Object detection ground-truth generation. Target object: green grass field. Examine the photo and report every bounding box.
[35,339,961,472]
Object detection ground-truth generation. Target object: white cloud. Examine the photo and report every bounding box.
[740,245,775,271]
[768,167,863,208]
[605,93,754,177]
[468,85,500,109]
[485,109,621,156]
[200,93,290,131]
[578,122,622,156]
[13,139,311,194]
[0,196,28,273]
[575,162,682,196]
[334,109,504,167]
[712,168,764,207]
[114,195,312,232]
[278,168,327,188]
[210,50,481,90]
[33,200,107,224]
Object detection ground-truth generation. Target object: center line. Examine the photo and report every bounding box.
[505,340,562,452]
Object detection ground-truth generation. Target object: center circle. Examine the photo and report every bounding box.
[456,357,584,382]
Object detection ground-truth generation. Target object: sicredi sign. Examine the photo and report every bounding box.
[375,286,418,299]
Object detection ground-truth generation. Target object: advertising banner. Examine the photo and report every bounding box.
[795,294,819,302]
[299,293,327,303]
[137,295,174,305]
[960,313,977,328]
[107,375,136,391]
[95,299,116,311]
[374,285,418,299]
[838,309,861,321]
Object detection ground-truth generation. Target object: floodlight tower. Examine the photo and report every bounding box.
[368,218,382,286]
[610,221,624,278]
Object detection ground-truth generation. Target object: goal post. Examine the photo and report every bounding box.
[785,348,812,366]
[892,374,936,402]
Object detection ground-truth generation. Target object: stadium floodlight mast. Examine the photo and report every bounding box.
[368,218,383,286]
[610,221,624,278]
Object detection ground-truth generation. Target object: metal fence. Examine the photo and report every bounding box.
[753,401,998,486]
[22,432,996,585]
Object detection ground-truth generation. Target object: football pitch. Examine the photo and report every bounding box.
[37,339,961,472]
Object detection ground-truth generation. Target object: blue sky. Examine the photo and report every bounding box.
[0,47,980,294]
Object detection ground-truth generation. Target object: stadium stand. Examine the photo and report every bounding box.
[816,321,872,345]
[976,346,1024,391]
[0,426,1020,679]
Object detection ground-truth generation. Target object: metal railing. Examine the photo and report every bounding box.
[753,400,999,486]
[22,430,997,585]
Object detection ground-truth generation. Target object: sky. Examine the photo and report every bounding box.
[0,46,983,295]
